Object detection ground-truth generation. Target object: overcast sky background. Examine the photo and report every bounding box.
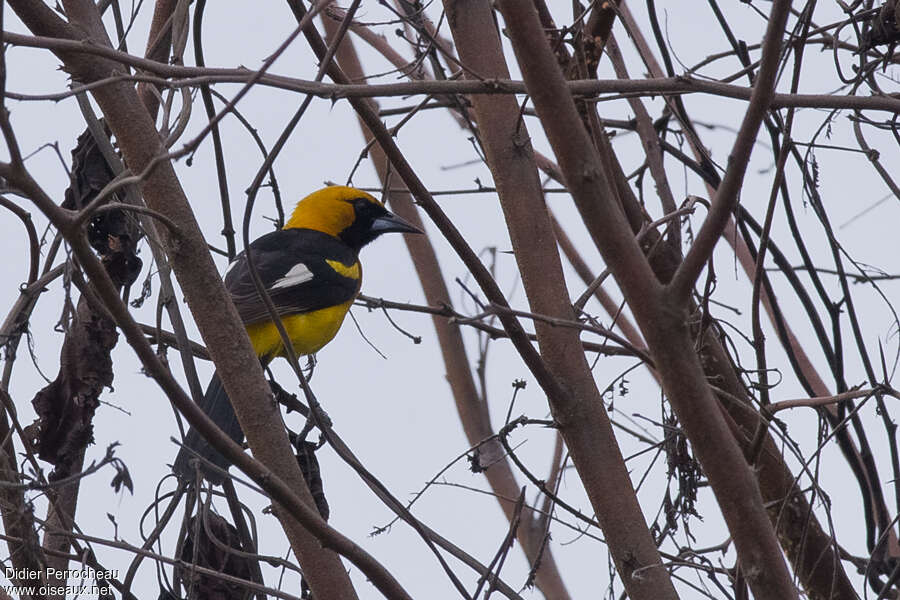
[1,1,899,598]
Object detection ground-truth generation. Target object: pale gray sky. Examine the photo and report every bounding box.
[1,1,898,598]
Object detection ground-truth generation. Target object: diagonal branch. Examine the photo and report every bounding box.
[433,1,676,599]
[320,16,572,598]
[495,1,800,598]
[669,1,794,304]
[6,1,366,597]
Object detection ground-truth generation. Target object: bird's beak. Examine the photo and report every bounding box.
[370,211,424,235]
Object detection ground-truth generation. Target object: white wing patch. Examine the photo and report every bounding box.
[223,258,240,278]
[270,263,314,290]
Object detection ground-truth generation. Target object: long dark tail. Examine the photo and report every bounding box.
[172,372,244,484]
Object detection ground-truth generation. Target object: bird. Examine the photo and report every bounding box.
[173,185,422,483]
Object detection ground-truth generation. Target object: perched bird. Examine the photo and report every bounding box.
[173,185,422,483]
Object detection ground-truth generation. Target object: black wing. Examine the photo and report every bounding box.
[224,229,361,325]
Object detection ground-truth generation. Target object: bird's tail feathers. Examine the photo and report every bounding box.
[172,372,244,484]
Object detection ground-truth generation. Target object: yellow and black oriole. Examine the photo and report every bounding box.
[173,185,421,482]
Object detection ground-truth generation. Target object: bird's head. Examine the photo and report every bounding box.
[285,185,422,250]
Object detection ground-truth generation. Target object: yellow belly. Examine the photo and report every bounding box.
[245,300,354,360]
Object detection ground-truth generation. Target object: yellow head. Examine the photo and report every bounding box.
[285,185,421,250]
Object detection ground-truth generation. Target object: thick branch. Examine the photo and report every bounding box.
[496,1,800,598]
[7,1,362,597]
[437,1,677,599]
[321,19,571,597]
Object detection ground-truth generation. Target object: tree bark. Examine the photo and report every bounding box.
[438,2,679,598]
[7,2,361,597]
[321,16,573,599]
[495,1,800,598]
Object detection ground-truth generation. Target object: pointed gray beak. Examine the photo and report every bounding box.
[370,211,424,235]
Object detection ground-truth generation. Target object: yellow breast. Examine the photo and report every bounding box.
[245,300,355,360]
